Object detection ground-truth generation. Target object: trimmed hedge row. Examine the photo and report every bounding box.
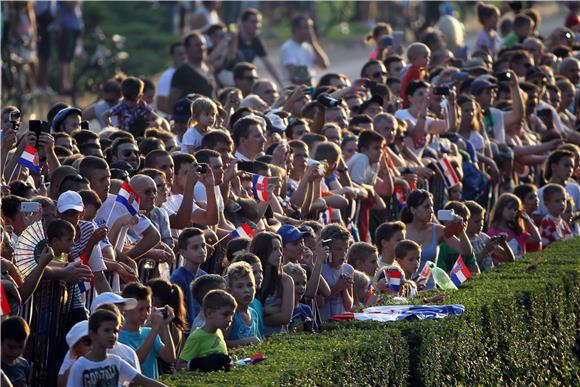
[162,238,580,386]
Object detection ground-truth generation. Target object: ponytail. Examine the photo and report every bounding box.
[147,279,187,332]
[400,206,414,224]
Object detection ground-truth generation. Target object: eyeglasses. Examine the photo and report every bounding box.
[122,149,140,158]
[372,71,387,78]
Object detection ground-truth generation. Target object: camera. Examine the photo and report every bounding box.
[9,111,21,122]
[496,72,511,82]
[433,86,450,96]
[80,121,90,130]
[322,239,332,248]
[317,94,342,108]
[155,307,168,319]
[196,163,208,174]
[29,120,51,138]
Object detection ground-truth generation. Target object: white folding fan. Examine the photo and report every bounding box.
[13,221,48,278]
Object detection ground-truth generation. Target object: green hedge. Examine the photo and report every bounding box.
[162,238,580,386]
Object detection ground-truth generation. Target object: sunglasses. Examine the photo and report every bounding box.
[122,149,140,158]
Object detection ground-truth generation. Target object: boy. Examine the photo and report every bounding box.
[346,242,379,278]
[182,97,218,153]
[225,262,262,346]
[231,252,265,334]
[171,227,208,330]
[47,218,75,261]
[347,130,385,188]
[177,290,236,372]
[190,274,228,331]
[501,14,533,48]
[375,221,406,267]
[119,282,176,379]
[283,262,317,332]
[464,201,514,271]
[1,317,30,387]
[78,190,102,222]
[394,240,421,282]
[400,42,430,108]
[66,310,165,387]
[540,184,573,247]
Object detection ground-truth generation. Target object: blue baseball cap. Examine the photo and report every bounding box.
[277,224,307,243]
[469,78,497,95]
[172,98,192,123]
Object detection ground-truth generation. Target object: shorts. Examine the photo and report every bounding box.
[58,28,80,63]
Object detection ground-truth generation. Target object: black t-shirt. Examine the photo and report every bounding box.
[237,35,267,63]
[170,63,216,99]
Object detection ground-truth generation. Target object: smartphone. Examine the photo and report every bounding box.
[437,209,456,222]
[155,307,168,319]
[496,72,511,82]
[80,121,90,130]
[29,120,42,137]
[195,163,208,174]
[322,239,332,248]
[21,202,41,213]
[237,161,255,173]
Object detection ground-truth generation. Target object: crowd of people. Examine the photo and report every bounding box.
[2,1,580,386]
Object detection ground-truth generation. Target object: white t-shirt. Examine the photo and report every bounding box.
[535,101,565,132]
[535,181,580,217]
[484,107,506,143]
[66,354,138,387]
[394,109,434,157]
[233,150,250,161]
[156,67,175,97]
[193,182,224,212]
[59,343,140,376]
[182,127,204,149]
[162,193,201,216]
[280,39,316,85]
[347,152,379,185]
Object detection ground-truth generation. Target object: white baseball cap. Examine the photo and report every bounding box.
[90,292,138,313]
[57,190,84,213]
[66,320,88,348]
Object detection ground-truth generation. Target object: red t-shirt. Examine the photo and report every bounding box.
[400,65,426,109]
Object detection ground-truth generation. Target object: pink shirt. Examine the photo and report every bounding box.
[487,227,531,260]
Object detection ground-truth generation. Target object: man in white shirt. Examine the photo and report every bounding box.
[280,16,329,85]
[156,42,186,115]
[232,116,266,161]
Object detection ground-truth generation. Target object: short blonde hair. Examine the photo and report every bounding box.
[406,42,431,61]
[191,97,218,118]
[226,261,255,287]
[283,262,306,280]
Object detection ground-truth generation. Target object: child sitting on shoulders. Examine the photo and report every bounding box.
[178,290,236,372]
[283,262,317,332]
[182,97,218,153]
[540,184,574,247]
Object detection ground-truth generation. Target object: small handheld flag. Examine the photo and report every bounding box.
[18,146,40,173]
[77,252,94,293]
[320,207,332,225]
[384,269,402,292]
[116,182,140,215]
[450,256,471,287]
[231,223,255,239]
[0,281,11,316]
[419,262,432,282]
[434,156,460,189]
[252,175,269,201]
[235,353,265,366]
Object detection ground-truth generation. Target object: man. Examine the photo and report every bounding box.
[280,16,329,85]
[237,8,282,86]
[168,32,216,109]
[361,60,388,85]
[232,116,266,161]
[233,62,258,97]
[144,150,175,188]
[156,42,187,115]
[559,57,580,86]
[111,137,140,171]
[252,79,279,106]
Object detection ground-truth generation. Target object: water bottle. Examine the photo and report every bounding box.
[429,262,458,291]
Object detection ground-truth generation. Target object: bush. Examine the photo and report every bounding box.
[162,238,580,386]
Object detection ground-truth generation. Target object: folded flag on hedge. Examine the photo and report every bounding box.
[450,256,471,287]
[320,207,332,225]
[116,182,140,215]
[0,281,11,316]
[384,269,402,292]
[252,175,269,201]
[231,223,255,239]
[435,156,460,188]
[18,146,40,173]
[77,252,94,293]
[329,304,465,322]
[235,353,265,366]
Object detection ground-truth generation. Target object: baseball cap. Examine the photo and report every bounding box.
[90,292,138,313]
[172,98,192,123]
[66,320,89,348]
[469,79,498,95]
[463,57,488,73]
[57,191,84,213]
[277,224,307,243]
[264,112,287,133]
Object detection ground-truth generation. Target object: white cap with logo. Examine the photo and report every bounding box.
[57,190,84,213]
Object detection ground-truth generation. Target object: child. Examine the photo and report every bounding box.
[58,320,92,387]
[540,184,573,247]
[231,252,265,334]
[66,310,165,387]
[400,42,430,108]
[171,227,208,330]
[488,193,542,259]
[375,221,406,267]
[563,197,580,237]
[283,262,317,332]
[514,183,542,252]
[178,290,236,372]
[347,131,385,188]
[346,242,379,278]
[393,242,420,297]
[352,270,372,309]
[436,202,480,275]
[103,77,161,133]
[464,201,514,271]
[47,218,75,261]
[320,224,354,322]
[225,262,262,346]
[190,274,227,331]
[474,3,500,56]
[78,190,102,221]
[119,282,176,379]
[501,14,533,48]
[536,149,580,219]
[1,317,30,387]
[182,97,218,153]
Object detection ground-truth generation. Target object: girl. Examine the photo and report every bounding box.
[283,262,317,332]
[563,197,580,237]
[365,22,393,60]
[341,136,358,163]
[488,193,541,260]
[147,279,187,374]
[514,183,542,252]
[58,321,92,387]
[474,3,500,56]
[182,97,218,153]
[249,232,294,337]
[401,190,473,289]
[537,149,580,218]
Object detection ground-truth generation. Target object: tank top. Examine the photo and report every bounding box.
[415,224,439,290]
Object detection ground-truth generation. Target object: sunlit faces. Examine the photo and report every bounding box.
[207,156,224,185]
[341,139,357,162]
[411,197,434,223]
[180,235,207,265]
[358,253,379,278]
[396,249,420,278]
[545,190,567,217]
[466,211,485,235]
[240,124,266,158]
[91,320,120,350]
[283,238,305,263]
[205,305,235,331]
[86,168,111,202]
[382,230,405,259]
[268,238,283,267]
[124,297,152,327]
[153,175,168,207]
[362,141,383,164]
[523,190,539,213]
[251,262,264,290]
[552,156,574,182]
[229,275,255,307]
[329,239,349,268]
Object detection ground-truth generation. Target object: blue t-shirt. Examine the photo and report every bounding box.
[290,303,318,331]
[228,306,262,341]
[57,2,83,30]
[118,327,163,379]
[170,266,207,330]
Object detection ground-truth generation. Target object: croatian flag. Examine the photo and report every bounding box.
[0,281,11,316]
[235,353,265,366]
[450,256,471,287]
[385,269,402,292]
[77,252,94,293]
[231,223,255,239]
[434,156,460,189]
[320,207,332,225]
[18,146,40,173]
[252,175,269,201]
[116,182,140,215]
